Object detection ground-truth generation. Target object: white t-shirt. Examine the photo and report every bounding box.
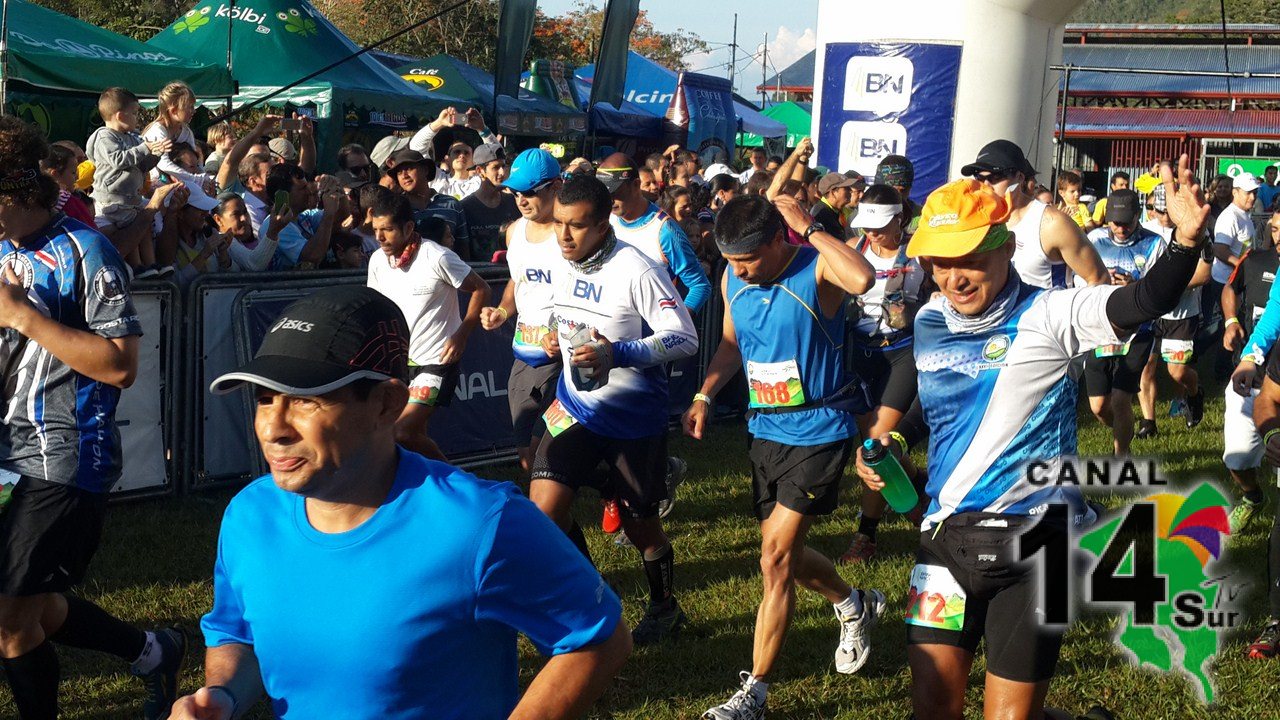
[368,240,472,365]
[505,218,560,366]
[855,244,925,337]
[141,122,198,179]
[1212,203,1254,284]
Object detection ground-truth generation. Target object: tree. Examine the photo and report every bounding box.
[529,1,708,71]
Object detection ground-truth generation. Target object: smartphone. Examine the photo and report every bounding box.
[273,190,290,215]
[280,118,302,132]
[156,171,172,185]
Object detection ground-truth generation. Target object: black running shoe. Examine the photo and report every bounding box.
[1185,389,1205,429]
[1135,419,1158,439]
[632,598,687,645]
[134,627,187,720]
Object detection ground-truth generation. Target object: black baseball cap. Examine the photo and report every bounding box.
[210,286,409,396]
[960,140,1037,178]
[1103,188,1140,225]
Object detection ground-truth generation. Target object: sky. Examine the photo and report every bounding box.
[534,0,820,96]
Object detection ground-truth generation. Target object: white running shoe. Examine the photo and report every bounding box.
[835,589,885,674]
[702,671,766,719]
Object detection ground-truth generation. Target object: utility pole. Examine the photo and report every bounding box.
[761,33,768,108]
[728,13,738,90]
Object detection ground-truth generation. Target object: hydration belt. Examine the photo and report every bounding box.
[748,378,872,417]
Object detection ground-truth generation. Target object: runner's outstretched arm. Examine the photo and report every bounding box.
[658,221,712,313]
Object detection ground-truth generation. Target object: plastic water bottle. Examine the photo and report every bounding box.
[566,326,608,392]
[861,438,919,514]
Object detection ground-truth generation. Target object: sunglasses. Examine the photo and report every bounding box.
[348,164,371,176]
[514,179,554,198]
[974,169,1012,185]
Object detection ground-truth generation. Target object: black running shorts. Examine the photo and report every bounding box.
[905,511,1066,683]
[0,477,107,596]
[1153,317,1198,365]
[408,362,460,407]
[851,344,918,414]
[748,436,853,520]
[531,422,668,519]
[1082,333,1154,396]
[508,359,560,446]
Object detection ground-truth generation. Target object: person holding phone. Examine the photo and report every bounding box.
[1081,188,1170,455]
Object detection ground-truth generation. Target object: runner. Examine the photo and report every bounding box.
[530,175,699,646]
[1135,185,1211,439]
[837,184,935,565]
[1081,189,1167,456]
[684,192,881,719]
[858,161,1208,720]
[873,155,921,235]
[960,140,1108,289]
[479,149,563,473]
[0,116,184,720]
[596,152,712,524]
[1246,335,1280,659]
[1221,210,1280,533]
[366,193,490,461]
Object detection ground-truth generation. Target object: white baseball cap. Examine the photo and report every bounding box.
[849,202,903,230]
[704,163,736,182]
[1234,172,1262,192]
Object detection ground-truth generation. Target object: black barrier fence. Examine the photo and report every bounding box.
[144,264,725,495]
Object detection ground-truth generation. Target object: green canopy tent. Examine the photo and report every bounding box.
[0,0,233,142]
[739,101,812,149]
[394,54,586,138]
[148,0,470,169]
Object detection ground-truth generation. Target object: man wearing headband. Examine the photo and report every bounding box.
[960,140,1108,290]
[857,158,1211,720]
[683,193,881,719]
[530,176,699,647]
[182,285,630,720]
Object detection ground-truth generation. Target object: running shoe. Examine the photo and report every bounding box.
[702,671,766,720]
[134,626,187,720]
[632,598,687,645]
[601,499,621,534]
[658,456,688,519]
[838,532,877,565]
[1184,389,1205,429]
[1228,496,1265,534]
[834,589,884,674]
[1135,419,1158,439]
[1247,620,1280,659]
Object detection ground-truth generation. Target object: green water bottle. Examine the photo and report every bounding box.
[861,438,919,514]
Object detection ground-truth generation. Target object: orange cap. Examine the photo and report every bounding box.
[906,179,1014,258]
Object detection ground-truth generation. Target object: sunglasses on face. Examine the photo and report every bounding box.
[974,169,1012,185]
[514,179,554,198]
[348,164,371,176]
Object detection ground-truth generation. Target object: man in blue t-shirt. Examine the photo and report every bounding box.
[175,286,629,720]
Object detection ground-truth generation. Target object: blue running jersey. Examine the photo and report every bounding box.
[0,215,142,492]
[727,246,857,446]
[915,280,1120,530]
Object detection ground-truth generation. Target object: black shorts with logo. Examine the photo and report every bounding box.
[748,436,853,520]
[905,511,1067,683]
[508,359,561,446]
[1082,333,1155,396]
[0,477,107,596]
[531,423,668,519]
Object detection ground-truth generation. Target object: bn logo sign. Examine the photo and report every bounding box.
[838,121,907,177]
[843,55,913,115]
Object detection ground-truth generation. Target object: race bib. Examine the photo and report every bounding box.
[1094,340,1132,358]
[408,370,445,406]
[1159,338,1194,365]
[903,564,966,631]
[514,322,551,348]
[542,399,578,437]
[747,359,806,408]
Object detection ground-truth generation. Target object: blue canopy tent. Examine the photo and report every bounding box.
[579,51,786,140]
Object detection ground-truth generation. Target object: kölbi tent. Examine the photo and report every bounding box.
[394,54,586,138]
[0,0,233,142]
[740,102,812,149]
[148,0,470,168]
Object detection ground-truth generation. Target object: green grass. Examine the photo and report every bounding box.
[8,383,1276,719]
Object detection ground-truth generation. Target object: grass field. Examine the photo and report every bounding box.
[10,383,1277,719]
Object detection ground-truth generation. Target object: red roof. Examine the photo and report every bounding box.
[1058,107,1280,139]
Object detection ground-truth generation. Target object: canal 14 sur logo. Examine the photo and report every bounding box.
[1021,457,1242,703]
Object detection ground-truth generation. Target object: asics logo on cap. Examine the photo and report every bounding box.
[929,213,959,228]
[271,317,315,333]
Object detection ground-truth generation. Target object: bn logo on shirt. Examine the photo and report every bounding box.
[572,279,602,303]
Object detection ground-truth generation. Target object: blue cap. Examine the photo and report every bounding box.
[503,148,560,193]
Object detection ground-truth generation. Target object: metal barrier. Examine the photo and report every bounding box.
[112,281,181,499]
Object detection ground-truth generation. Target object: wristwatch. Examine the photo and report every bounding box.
[804,222,823,239]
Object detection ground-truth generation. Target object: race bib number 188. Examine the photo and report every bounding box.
[904,564,966,631]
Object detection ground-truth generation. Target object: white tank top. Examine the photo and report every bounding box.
[1010,199,1067,289]
[505,218,560,365]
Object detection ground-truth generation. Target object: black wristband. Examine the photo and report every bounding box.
[206,685,238,716]
[1164,239,1201,256]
